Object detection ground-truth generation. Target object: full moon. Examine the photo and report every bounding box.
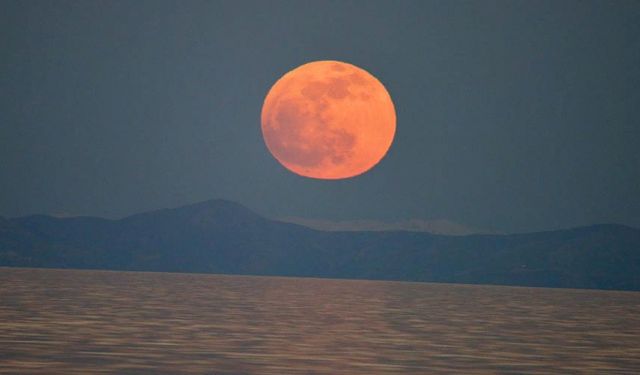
[261,60,396,179]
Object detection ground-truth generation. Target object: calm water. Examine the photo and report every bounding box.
[1,268,639,374]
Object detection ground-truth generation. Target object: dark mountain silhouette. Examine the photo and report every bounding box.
[1,199,639,291]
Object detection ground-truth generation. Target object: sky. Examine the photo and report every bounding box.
[1,0,639,233]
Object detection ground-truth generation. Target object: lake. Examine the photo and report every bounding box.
[1,268,639,374]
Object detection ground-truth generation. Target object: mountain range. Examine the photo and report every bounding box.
[276,217,487,235]
[1,199,639,291]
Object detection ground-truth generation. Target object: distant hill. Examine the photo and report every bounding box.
[1,199,639,291]
[276,217,488,235]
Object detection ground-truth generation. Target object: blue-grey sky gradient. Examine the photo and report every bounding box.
[1,0,639,232]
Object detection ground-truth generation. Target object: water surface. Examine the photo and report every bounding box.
[1,268,639,374]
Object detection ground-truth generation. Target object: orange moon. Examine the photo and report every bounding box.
[261,60,396,179]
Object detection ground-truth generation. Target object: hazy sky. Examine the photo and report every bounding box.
[2,0,639,233]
